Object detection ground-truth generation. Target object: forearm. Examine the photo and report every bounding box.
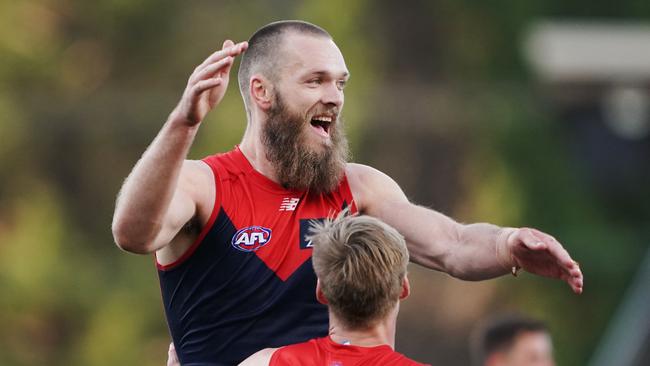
[112,114,198,252]
[445,223,517,280]
[400,206,516,280]
[349,164,583,292]
[112,41,248,254]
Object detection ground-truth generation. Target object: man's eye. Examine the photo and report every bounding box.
[308,79,321,85]
[337,80,347,90]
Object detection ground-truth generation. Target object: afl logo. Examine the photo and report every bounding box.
[231,226,272,252]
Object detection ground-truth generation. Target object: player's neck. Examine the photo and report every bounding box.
[327,308,398,349]
[239,126,281,184]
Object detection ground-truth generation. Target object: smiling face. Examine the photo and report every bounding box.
[273,33,349,151]
[260,33,350,193]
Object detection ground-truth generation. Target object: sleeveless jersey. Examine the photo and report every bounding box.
[270,336,429,366]
[157,147,357,365]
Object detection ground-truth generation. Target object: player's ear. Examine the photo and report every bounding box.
[399,276,410,300]
[315,280,328,305]
[250,75,273,111]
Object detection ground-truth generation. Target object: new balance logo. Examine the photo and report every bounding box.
[279,197,300,211]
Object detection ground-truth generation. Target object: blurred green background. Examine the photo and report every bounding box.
[1,0,649,365]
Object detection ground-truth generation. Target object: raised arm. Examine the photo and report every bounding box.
[346,163,583,294]
[111,40,248,256]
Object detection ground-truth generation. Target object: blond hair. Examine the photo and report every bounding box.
[308,213,409,329]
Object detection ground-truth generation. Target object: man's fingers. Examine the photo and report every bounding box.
[557,250,583,293]
[569,275,584,294]
[519,229,575,268]
[512,228,584,295]
[196,41,247,70]
[190,57,233,85]
[191,78,222,96]
[560,257,583,294]
[557,265,583,294]
[544,237,574,268]
[224,41,247,58]
[195,48,230,71]
[543,236,582,281]
[569,266,582,277]
[531,230,583,279]
[574,275,584,288]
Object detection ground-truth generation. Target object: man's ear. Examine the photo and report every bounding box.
[250,75,273,110]
[315,279,328,305]
[399,275,410,301]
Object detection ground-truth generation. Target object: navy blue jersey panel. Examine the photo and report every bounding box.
[158,208,328,365]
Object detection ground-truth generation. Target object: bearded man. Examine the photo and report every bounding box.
[111,20,583,365]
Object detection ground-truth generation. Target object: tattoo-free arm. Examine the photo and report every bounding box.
[111,40,248,255]
[346,163,583,293]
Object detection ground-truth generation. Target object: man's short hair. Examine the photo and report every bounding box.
[470,314,549,366]
[307,213,409,329]
[238,20,332,116]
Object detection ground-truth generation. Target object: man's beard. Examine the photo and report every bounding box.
[261,93,349,194]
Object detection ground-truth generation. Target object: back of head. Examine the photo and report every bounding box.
[238,20,332,116]
[308,213,409,329]
[470,314,549,366]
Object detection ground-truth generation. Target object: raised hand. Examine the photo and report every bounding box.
[172,40,248,126]
[507,228,584,294]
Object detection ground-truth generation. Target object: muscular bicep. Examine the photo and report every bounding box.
[347,163,461,271]
[151,183,196,249]
[153,160,214,261]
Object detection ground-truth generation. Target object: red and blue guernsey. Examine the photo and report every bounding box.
[157,147,357,365]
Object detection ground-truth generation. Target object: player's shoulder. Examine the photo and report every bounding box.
[179,159,214,189]
[346,162,381,177]
[183,159,212,174]
[182,148,242,187]
[346,163,392,192]
[345,163,406,211]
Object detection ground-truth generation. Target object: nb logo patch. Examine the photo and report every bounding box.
[279,197,300,211]
[231,226,272,252]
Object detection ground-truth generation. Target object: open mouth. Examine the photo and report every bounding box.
[310,115,333,137]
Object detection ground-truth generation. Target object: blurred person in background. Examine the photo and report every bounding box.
[239,213,429,365]
[470,314,555,366]
[111,20,582,364]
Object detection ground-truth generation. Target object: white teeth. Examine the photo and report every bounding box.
[313,116,332,122]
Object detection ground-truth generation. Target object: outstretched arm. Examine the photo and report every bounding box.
[346,163,583,294]
[111,40,248,255]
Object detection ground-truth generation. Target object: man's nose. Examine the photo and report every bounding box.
[321,82,344,107]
